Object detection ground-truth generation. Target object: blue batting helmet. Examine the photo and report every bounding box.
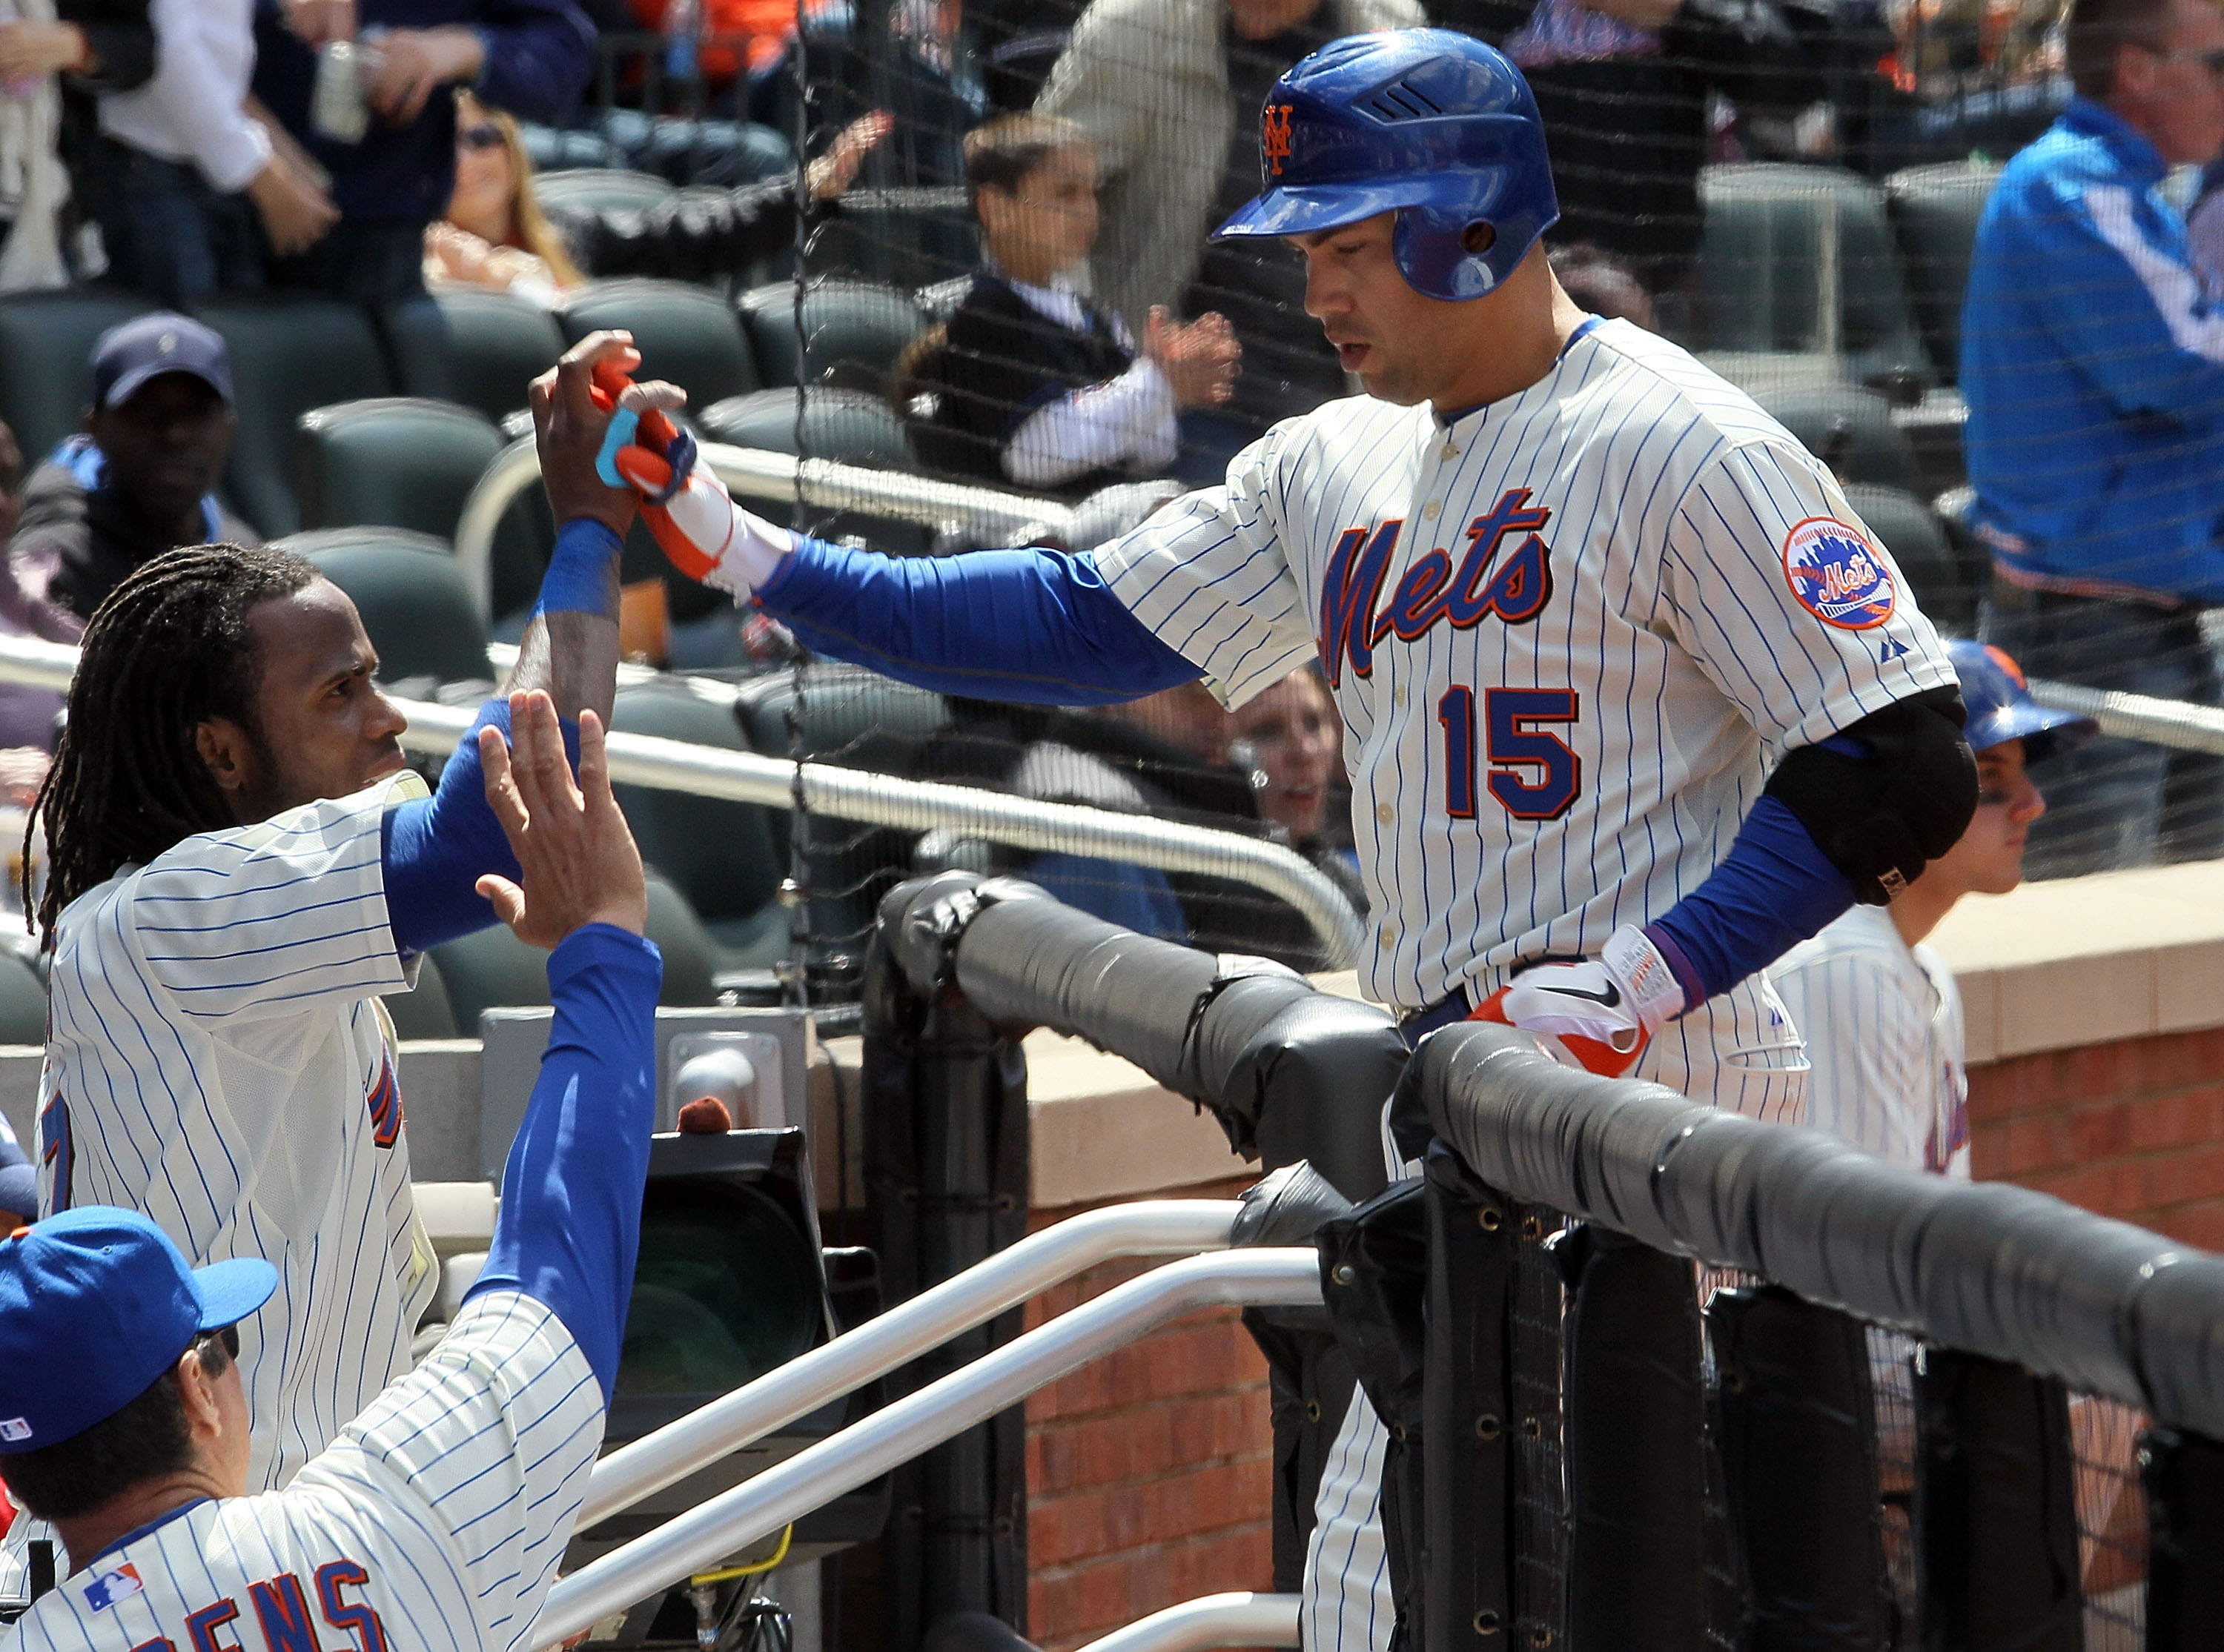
[1211,29,1559,302]
[1945,638,2096,763]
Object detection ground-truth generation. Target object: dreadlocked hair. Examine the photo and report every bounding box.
[27,543,322,946]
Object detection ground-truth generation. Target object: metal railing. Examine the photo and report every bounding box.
[533,1248,1324,1645]
[453,436,1076,628]
[1071,1594,1301,1652]
[2028,676,2224,757]
[0,634,1363,967]
[580,1199,1243,1527]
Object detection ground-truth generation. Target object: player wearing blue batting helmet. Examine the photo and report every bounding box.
[1211,29,1560,302]
[1944,637,2096,763]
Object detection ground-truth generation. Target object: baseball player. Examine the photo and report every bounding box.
[1,332,652,1597]
[1771,638,2094,1178]
[0,689,659,1652]
[589,29,1977,1648]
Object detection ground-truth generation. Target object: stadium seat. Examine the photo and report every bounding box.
[735,278,926,393]
[1885,162,2002,386]
[516,122,627,174]
[534,167,676,219]
[199,295,392,538]
[0,290,151,467]
[0,949,45,1044]
[643,872,721,1006]
[430,920,550,1029]
[277,527,494,685]
[382,288,569,424]
[698,387,914,469]
[1692,165,1932,389]
[296,397,507,540]
[609,677,789,964]
[556,279,760,406]
[383,954,461,1040]
[1844,482,1982,634]
[1755,385,1920,492]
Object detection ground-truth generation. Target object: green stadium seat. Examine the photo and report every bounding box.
[1845,482,1982,634]
[1693,165,1931,389]
[383,953,461,1040]
[296,397,507,540]
[609,678,789,964]
[643,872,721,1006]
[1755,385,1920,493]
[0,949,45,1044]
[277,527,493,686]
[556,278,760,406]
[516,123,627,173]
[0,291,153,468]
[698,387,913,469]
[382,289,569,424]
[431,920,550,1029]
[534,167,676,219]
[199,295,392,538]
[735,278,926,392]
[1885,162,2002,386]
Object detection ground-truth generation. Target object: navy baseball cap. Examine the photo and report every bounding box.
[90,313,234,411]
[1946,637,2097,764]
[0,1208,276,1453]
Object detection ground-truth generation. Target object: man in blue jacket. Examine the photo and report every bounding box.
[1962,0,2224,876]
[251,0,595,305]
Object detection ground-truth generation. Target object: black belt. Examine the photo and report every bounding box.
[1398,986,1474,1050]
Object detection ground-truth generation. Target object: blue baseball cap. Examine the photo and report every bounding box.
[1946,637,2097,765]
[0,1208,276,1453]
[90,313,234,411]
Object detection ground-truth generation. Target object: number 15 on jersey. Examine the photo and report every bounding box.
[1439,688,1581,821]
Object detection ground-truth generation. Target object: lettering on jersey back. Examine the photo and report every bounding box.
[185,1599,244,1652]
[251,1574,325,1652]
[365,1057,402,1151]
[1318,491,1559,686]
[317,1561,390,1652]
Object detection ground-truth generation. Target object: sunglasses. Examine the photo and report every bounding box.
[196,1324,242,1361]
[457,124,506,152]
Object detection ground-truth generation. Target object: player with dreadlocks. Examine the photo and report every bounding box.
[1,331,661,1599]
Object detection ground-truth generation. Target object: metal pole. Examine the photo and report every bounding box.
[1068,1594,1303,1652]
[579,1201,1242,1528]
[533,1250,1326,1645]
[2027,677,2224,757]
[0,639,1362,967]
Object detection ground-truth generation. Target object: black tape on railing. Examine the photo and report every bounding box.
[1394,1021,2224,1439]
[880,872,1400,1202]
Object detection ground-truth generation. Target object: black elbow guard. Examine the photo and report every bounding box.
[1764,686,1978,905]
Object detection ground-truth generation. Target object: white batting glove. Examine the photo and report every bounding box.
[613,441,792,601]
[1476,925,1687,1078]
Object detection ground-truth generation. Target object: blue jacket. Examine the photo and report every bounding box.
[252,0,594,224]
[1962,98,2224,603]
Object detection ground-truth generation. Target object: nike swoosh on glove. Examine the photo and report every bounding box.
[1469,924,1688,1078]
[612,440,791,600]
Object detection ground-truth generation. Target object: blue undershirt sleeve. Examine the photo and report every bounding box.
[467,923,663,1404]
[1643,795,1858,1010]
[380,700,583,956]
[755,535,1202,704]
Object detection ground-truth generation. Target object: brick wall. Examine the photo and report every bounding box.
[1968,1025,2224,1246]
[1022,1176,1276,1652]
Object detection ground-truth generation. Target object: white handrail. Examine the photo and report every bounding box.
[579,1200,1243,1528]
[0,635,1363,966]
[2028,676,2224,757]
[1072,1594,1302,1652]
[453,435,1076,628]
[533,1249,1326,1644]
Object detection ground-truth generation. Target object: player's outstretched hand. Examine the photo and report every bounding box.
[530,331,646,542]
[1472,924,1687,1078]
[611,422,794,601]
[475,690,648,946]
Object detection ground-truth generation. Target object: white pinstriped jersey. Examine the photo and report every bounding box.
[1769,904,1971,1178]
[1,1290,603,1652]
[1096,316,1957,1106]
[4,773,438,1598]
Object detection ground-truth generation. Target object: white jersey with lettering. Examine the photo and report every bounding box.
[1095,315,1957,1106]
[2,774,438,1595]
[1769,903,1971,1177]
[1,1290,601,1652]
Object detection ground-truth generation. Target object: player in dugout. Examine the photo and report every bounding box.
[580,28,1979,1649]
[0,689,662,1650]
[0,330,656,1598]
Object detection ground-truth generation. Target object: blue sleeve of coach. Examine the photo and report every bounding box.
[1645,795,1858,1009]
[468,923,663,1404]
[755,536,1203,704]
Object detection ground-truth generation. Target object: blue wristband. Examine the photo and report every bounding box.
[537,517,623,617]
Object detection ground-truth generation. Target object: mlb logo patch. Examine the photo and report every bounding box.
[1781,515,1896,630]
[0,1417,29,1442]
[82,1563,143,1611]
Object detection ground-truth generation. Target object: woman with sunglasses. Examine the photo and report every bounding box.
[428,88,891,299]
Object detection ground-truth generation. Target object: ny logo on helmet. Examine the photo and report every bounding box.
[1262,104,1295,175]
